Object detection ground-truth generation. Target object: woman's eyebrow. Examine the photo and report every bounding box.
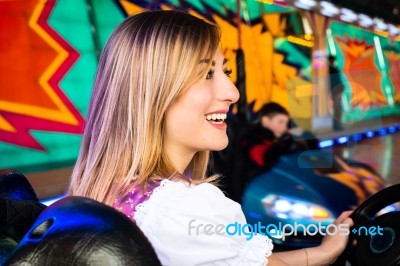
[223,58,228,65]
[199,59,216,66]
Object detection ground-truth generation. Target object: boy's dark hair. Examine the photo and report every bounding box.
[258,102,289,119]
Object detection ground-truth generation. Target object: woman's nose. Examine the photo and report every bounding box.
[219,78,240,104]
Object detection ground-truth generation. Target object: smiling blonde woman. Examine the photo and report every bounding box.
[68,10,353,266]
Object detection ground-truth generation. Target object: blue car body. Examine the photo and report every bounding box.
[241,150,386,249]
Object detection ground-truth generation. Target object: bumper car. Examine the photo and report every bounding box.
[241,149,388,250]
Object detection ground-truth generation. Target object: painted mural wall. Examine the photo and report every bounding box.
[0,0,399,172]
[330,21,400,124]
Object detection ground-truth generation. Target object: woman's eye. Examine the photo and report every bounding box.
[224,69,233,77]
[206,70,214,80]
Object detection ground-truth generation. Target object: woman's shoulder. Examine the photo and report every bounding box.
[149,179,236,206]
[135,179,241,223]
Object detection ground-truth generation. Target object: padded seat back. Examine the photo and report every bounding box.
[0,169,46,263]
[4,196,161,266]
[0,169,41,201]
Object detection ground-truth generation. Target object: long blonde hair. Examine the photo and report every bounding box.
[68,10,221,205]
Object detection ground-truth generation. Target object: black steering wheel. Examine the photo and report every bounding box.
[333,184,400,266]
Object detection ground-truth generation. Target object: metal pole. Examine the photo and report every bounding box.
[236,0,242,48]
[85,0,102,61]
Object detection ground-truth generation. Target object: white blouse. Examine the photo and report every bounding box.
[133,179,274,266]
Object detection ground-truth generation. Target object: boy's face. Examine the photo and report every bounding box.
[260,114,289,138]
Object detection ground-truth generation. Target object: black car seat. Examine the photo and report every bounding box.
[3,196,161,266]
[0,169,46,263]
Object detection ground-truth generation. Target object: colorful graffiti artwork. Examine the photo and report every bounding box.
[385,51,400,103]
[336,36,387,111]
[330,21,400,122]
[0,0,118,170]
[0,0,84,150]
[0,0,399,172]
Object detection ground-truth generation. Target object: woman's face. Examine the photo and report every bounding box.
[164,49,239,166]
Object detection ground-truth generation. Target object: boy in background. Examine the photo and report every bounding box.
[242,102,315,178]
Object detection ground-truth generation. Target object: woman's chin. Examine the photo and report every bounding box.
[211,140,229,151]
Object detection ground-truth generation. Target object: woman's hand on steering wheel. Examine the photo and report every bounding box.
[319,211,354,264]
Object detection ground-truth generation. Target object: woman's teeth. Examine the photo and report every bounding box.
[206,113,227,124]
